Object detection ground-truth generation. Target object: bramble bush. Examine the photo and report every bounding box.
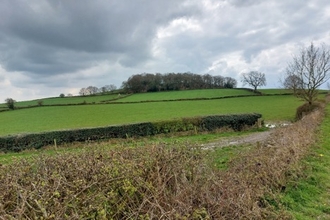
[295,102,322,120]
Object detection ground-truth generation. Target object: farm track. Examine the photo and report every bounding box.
[201,129,276,149]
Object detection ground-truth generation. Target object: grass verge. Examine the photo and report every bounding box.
[278,104,330,219]
[0,127,265,164]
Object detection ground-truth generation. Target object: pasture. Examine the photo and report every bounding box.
[0,94,302,136]
[259,89,293,94]
[113,88,256,102]
[0,93,120,108]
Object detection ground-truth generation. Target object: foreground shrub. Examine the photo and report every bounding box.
[0,145,225,219]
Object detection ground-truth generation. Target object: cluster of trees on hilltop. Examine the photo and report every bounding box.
[121,73,237,93]
[79,84,117,96]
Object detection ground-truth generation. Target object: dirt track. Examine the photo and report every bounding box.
[201,129,275,149]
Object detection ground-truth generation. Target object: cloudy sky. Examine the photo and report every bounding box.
[0,0,329,101]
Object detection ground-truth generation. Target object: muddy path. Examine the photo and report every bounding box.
[201,129,275,149]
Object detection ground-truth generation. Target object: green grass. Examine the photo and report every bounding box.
[0,95,302,136]
[279,104,330,219]
[0,125,261,165]
[210,144,253,170]
[0,94,120,108]
[259,89,293,94]
[113,89,255,102]
[259,88,328,95]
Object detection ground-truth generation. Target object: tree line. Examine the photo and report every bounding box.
[121,72,237,93]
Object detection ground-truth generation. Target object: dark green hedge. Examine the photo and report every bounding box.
[0,113,261,152]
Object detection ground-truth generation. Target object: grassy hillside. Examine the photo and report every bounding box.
[259,88,328,95]
[0,93,120,108]
[0,89,255,107]
[0,95,302,136]
[259,89,293,94]
[113,89,255,102]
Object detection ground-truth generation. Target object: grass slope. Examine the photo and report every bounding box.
[0,95,302,136]
[0,94,119,108]
[113,89,255,102]
[0,129,258,164]
[259,89,293,94]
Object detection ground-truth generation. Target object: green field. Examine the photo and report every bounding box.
[1,88,327,108]
[0,89,255,108]
[260,88,328,95]
[0,94,120,108]
[259,89,293,94]
[0,95,303,136]
[113,89,255,102]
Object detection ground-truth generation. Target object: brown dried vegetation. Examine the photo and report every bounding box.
[0,105,324,219]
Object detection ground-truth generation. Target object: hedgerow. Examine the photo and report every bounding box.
[0,113,261,152]
[0,145,223,219]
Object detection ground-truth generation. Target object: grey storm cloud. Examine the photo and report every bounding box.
[0,0,329,101]
[0,0,200,75]
[228,0,263,7]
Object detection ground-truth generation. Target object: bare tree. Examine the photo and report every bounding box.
[241,71,266,92]
[79,88,87,96]
[282,74,303,95]
[286,42,330,105]
[107,84,117,92]
[100,84,118,94]
[100,86,107,94]
[86,86,98,95]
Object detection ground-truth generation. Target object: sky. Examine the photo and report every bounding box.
[0,0,329,102]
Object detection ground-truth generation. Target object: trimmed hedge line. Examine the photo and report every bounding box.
[0,113,261,152]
